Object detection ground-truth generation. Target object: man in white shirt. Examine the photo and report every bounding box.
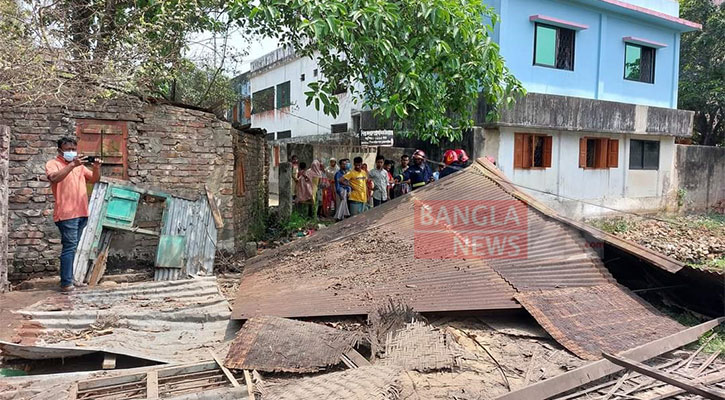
[368,155,390,207]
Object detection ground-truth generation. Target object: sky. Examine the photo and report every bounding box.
[187,29,280,78]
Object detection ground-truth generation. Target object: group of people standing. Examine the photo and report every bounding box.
[290,148,470,221]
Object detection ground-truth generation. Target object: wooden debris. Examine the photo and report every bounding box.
[210,350,240,388]
[342,349,372,368]
[602,352,725,400]
[693,350,722,378]
[449,326,510,391]
[87,231,112,286]
[243,370,255,400]
[650,370,725,400]
[146,370,159,399]
[495,317,724,400]
[101,353,116,370]
[205,184,224,229]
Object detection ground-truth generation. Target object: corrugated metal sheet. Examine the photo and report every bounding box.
[4,277,233,363]
[224,316,360,373]
[74,181,218,283]
[232,160,613,320]
[515,284,684,360]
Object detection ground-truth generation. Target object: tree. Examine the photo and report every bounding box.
[679,0,725,146]
[231,0,525,142]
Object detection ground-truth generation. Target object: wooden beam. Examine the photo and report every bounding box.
[101,353,116,370]
[209,351,239,388]
[243,370,255,400]
[205,185,224,229]
[494,317,724,400]
[650,371,725,400]
[146,370,159,399]
[601,352,725,400]
[341,349,371,368]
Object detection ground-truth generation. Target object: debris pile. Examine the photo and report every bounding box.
[588,214,724,270]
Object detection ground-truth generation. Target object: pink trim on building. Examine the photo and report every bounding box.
[529,15,590,30]
[600,0,702,30]
[623,36,668,48]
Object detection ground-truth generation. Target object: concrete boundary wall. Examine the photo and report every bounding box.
[675,145,725,212]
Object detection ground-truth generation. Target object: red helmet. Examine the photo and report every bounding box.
[443,150,458,165]
[455,149,469,163]
[412,149,426,160]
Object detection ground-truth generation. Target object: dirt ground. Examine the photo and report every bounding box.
[587,213,724,272]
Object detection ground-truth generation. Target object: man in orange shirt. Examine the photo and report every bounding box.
[45,137,102,291]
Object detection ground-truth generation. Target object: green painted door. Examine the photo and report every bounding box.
[103,187,140,228]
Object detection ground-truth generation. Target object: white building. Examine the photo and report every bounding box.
[249,47,359,140]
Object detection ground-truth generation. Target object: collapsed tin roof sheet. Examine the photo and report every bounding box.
[2,277,235,364]
[232,158,684,358]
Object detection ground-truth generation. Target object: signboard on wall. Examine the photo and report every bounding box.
[360,130,394,147]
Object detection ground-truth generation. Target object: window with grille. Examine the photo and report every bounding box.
[629,139,659,170]
[534,23,575,71]
[624,44,655,84]
[252,87,275,114]
[276,81,291,108]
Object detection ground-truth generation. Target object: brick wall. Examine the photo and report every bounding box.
[0,126,9,291]
[232,130,269,248]
[0,94,259,281]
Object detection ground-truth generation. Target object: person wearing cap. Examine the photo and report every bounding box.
[403,150,434,190]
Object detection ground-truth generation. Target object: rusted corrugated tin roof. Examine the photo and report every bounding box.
[233,158,685,359]
[233,159,614,320]
[4,277,233,363]
[515,284,684,360]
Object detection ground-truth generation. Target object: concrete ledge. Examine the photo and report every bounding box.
[478,92,694,137]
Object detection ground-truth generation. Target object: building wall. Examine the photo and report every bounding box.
[250,55,356,138]
[495,0,683,108]
[489,127,677,218]
[675,145,725,212]
[233,130,269,247]
[0,126,9,291]
[0,97,245,281]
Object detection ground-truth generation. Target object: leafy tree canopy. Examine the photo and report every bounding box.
[230,0,524,142]
[679,0,724,146]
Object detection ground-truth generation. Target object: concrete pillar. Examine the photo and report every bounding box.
[278,162,293,221]
[0,126,9,292]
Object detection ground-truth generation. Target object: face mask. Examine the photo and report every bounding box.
[63,151,77,162]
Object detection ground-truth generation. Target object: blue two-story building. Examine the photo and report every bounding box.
[477,0,700,217]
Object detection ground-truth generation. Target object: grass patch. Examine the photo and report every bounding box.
[668,310,725,354]
[693,213,725,230]
[590,217,632,234]
[688,257,725,273]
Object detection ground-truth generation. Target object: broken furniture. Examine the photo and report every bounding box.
[73,178,222,283]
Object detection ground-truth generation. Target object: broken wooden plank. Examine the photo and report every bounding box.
[693,350,722,378]
[102,353,116,370]
[243,370,255,400]
[146,370,159,399]
[341,349,371,368]
[88,231,112,286]
[650,370,725,400]
[67,382,78,400]
[205,185,224,229]
[210,351,239,388]
[494,317,724,400]
[601,352,725,400]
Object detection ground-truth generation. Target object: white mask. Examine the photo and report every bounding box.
[63,151,77,162]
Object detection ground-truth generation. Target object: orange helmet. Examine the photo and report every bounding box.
[443,150,458,165]
[412,149,426,160]
[455,149,469,163]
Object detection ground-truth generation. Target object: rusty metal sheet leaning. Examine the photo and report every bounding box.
[514,284,685,360]
[224,316,362,373]
[257,365,403,400]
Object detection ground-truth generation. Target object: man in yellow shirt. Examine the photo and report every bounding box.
[339,156,368,216]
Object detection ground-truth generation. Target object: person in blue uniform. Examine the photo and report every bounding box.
[403,150,434,190]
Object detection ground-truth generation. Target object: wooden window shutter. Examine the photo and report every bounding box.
[578,137,587,168]
[522,134,532,168]
[514,133,524,168]
[273,146,280,167]
[542,136,553,168]
[607,139,619,168]
[235,156,246,196]
[597,138,609,168]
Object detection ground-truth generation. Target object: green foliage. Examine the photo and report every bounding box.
[231,0,525,143]
[590,217,631,234]
[162,59,239,111]
[679,0,725,146]
[677,188,687,208]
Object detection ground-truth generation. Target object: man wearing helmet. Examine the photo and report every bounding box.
[440,148,469,179]
[403,150,434,190]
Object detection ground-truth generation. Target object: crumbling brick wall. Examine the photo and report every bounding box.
[0,125,9,291]
[232,130,269,248]
[0,95,249,281]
